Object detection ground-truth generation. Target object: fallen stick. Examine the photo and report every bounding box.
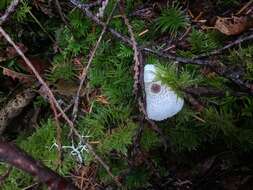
[0,141,78,190]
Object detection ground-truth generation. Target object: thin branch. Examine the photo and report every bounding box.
[183,86,247,97]
[193,32,253,59]
[72,0,119,122]
[0,26,121,187]
[184,94,204,112]
[119,0,140,95]
[55,0,69,26]
[0,141,78,190]
[119,1,168,149]
[70,0,132,45]
[0,0,21,25]
[73,0,103,9]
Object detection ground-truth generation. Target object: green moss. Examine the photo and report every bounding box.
[156,63,201,96]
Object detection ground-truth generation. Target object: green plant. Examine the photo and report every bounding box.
[227,45,253,81]
[99,122,137,155]
[154,3,188,36]
[14,1,31,22]
[156,63,201,96]
[47,55,76,82]
[188,29,221,54]
[0,0,11,10]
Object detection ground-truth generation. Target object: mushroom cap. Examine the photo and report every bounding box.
[144,64,184,121]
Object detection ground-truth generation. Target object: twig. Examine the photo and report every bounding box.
[236,0,253,15]
[0,141,78,190]
[119,1,168,149]
[183,86,247,97]
[119,0,141,95]
[55,0,69,26]
[22,182,40,190]
[72,0,119,122]
[211,64,253,95]
[70,0,132,45]
[193,33,253,59]
[26,9,56,44]
[57,99,74,119]
[0,0,21,25]
[72,0,103,9]
[184,94,204,112]
[0,26,121,187]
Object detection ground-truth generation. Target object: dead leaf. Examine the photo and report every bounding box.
[1,67,34,84]
[96,95,109,105]
[215,16,252,35]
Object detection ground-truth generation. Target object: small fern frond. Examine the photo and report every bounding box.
[15,1,31,22]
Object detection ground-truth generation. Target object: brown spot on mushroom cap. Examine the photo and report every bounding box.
[151,83,161,93]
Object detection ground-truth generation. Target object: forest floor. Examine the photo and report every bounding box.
[0,0,253,190]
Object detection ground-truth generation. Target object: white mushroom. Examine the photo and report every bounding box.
[144,64,184,121]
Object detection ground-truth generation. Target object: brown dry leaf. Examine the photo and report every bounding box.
[95,95,109,105]
[1,67,34,84]
[215,16,251,35]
